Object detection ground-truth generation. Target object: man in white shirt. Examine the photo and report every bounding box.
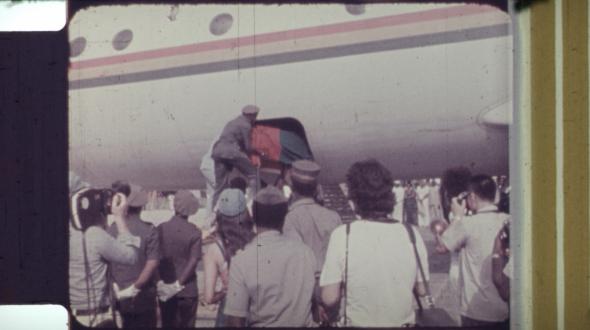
[432,174,510,327]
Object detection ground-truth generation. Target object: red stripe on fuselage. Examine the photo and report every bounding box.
[70,5,498,70]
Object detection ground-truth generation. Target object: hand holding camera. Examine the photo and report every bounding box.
[111,192,129,217]
[450,193,468,220]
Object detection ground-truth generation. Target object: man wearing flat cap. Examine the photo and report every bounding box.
[107,182,160,328]
[224,186,317,327]
[211,105,264,207]
[156,190,202,328]
[282,160,342,324]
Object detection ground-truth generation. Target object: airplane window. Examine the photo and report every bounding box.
[345,4,366,15]
[69,37,86,58]
[209,13,233,36]
[112,29,133,51]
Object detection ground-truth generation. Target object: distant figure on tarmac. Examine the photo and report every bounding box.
[403,182,418,226]
[200,133,221,216]
[428,179,442,220]
[211,105,264,207]
[392,180,405,222]
[416,179,431,227]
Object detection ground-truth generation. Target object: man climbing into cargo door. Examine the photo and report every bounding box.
[211,105,264,207]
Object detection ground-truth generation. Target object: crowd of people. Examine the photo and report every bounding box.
[68,106,512,328]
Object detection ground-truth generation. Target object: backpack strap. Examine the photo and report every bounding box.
[343,222,351,326]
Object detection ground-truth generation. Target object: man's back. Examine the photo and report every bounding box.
[157,216,202,297]
[108,215,159,311]
[283,198,342,272]
[108,216,158,286]
[440,207,510,321]
[212,115,251,159]
[224,231,316,327]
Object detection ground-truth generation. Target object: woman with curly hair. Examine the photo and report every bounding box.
[319,159,430,327]
[202,188,255,327]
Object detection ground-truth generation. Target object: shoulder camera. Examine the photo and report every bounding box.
[70,188,115,231]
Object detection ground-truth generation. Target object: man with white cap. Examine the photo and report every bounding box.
[211,105,264,207]
[156,190,202,328]
[224,186,316,327]
[107,181,160,328]
[282,160,342,324]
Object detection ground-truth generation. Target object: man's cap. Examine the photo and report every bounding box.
[291,160,320,183]
[174,190,200,216]
[217,188,247,217]
[242,105,260,115]
[128,184,148,207]
[254,186,287,205]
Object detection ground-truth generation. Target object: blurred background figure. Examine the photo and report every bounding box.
[496,175,510,214]
[392,180,405,222]
[403,181,418,226]
[200,133,221,217]
[416,179,431,227]
[428,179,442,220]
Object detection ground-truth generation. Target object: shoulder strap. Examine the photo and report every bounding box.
[214,238,230,264]
[402,223,434,309]
[343,222,351,327]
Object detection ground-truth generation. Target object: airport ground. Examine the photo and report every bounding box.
[135,205,462,328]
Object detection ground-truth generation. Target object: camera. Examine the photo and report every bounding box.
[70,188,115,231]
[456,191,469,203]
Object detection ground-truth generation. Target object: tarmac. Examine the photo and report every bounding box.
[139,208,461,327]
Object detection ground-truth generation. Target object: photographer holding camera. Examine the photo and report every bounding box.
[431,174,510,327]
[69,172,140,328]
